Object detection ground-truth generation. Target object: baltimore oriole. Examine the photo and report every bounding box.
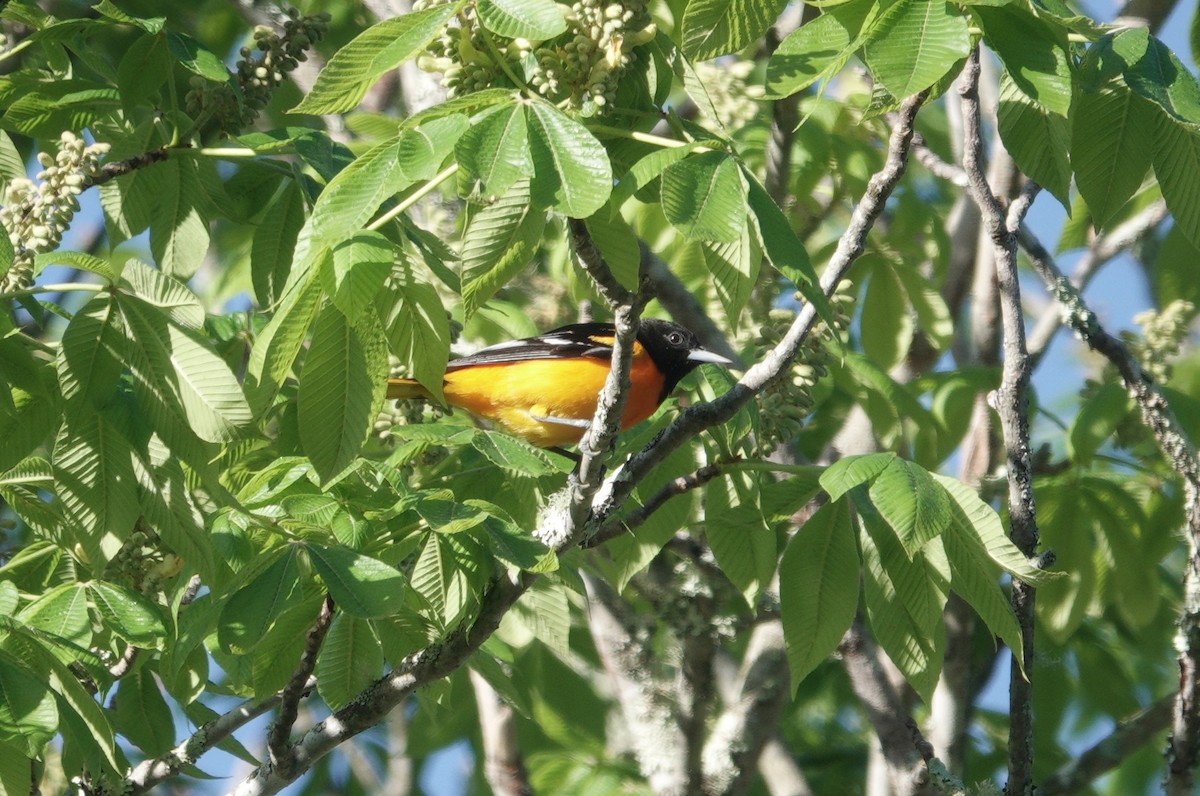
[386,319,730,447]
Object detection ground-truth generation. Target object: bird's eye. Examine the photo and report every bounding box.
[667,332,685,346]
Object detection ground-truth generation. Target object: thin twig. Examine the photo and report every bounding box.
[588,463,724,547]
[959,47,1040,796]
[267,595,335,776]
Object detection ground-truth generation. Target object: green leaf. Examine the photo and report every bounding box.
[1153,112,1200,249]
[252,597,322,700]
[702,227,759,326]
[0,742,32,796]
[139,159,210,278]
[681,0,790,60]
[305,544,407,618]
[583,204,641,291]
[974,4,1072,116]
[1107,28,1200,125]
[857,505,944,703]
[17,583,90,646]
[292,3,464,115]
[298,303,385,480]
[167,31,229,80]
[510,579,571,659]
[861,260,913,371]
[315,613,383,709]
[1031,479,1092,642]
[1068,382,1131,465]
[119,293,252,443]
[111,668,174,756]
[309,139,410,252]
[411,531,489,627]
[244,265,323,414]
[861,0,970,98]
[477,0,566,39]
[87,581,166,645]
[745,175,831,323]
[780,498,859,690]
[1084,477,1160,629]
[252,181,308,307]
[472,430,571,476]
[868,457,953,556]
[457,103,532,200]
[57,292,126,408]
[765,0,875,98]
[705,473,777,605]
[997,70,1071,208]
[324,232,393,324]
[380,259,452,403]
[526,102,612,217]
[0,650,57,757]
[460,179,546,317]
[117,258,205,329]
[660,151,747,243]
[1072,83,1154,230]
[0,230,11,281]
[399,115,471,180]
[933,474,1053,583]
[53,409,140,567]
[218,547,302,655]
[117,32,170,108]
[820,452,895,501]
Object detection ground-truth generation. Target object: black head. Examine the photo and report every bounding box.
[636,318,731,399]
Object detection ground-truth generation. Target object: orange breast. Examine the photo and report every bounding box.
[441,351,666,447]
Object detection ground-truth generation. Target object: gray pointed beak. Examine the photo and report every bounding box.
[688,348,733,365]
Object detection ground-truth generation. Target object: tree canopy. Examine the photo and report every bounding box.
[1,0,1199,795]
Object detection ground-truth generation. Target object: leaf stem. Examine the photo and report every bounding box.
[0,282,107,301]
[723,461,821,475]
[589,124,705,150]
[367,163,459,231]
[473,15,530,94]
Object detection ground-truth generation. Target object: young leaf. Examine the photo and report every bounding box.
[298,303,384,480]
[87,581,166,645]
[861,0,970,99]
[305,544,407,618]
[379,259,452,403]
[0,650,57,757]
[17,583,90,647]
[1152,112,1200,249]
[477,0,566,40]
[997,71,1071,209]
[217,547,302,655]
[315,613,383,709]
[1072,83,1154,230]
[660,151,747,243]
[702,226,759,327]
[860,261,913,372]
[681,0,790,61]
[974,4,1072,116]
[293,2,465,115]
[820,452,896,501]
[53,409,140,567]
[111,668,174,756]
[867,457,953,556]
[399,114,471,180]
[142,159,210,279]
[765,0,875,98]
[457,103,533,201]
[779,498,859,690]
[460,179,546,317]
[583,204,641,291]
[252,181,307,307]
[526,101,613,217]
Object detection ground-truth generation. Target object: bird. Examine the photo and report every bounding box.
[385,319,731,447]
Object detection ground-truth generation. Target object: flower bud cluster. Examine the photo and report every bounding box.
[1128,299,1194,383]
[693,59,764,130]
[0,131,109,292]
[414,0,654,114]
[185,8,329,137]
[755,281,855,451]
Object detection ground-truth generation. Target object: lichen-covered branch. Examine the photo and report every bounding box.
[1016,223,1200,796]
[267,595,334,776]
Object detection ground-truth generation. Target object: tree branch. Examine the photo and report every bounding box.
[588,463,725,548]
[959,47,1041,796]
[267,595,334,775]
[470,669,531,796]
[1015,222,1200,796]
[128,684,306,794]
[590,89,929,531]
[1039,694,1174,795]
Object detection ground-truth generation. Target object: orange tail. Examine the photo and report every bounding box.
[386,378,434,400]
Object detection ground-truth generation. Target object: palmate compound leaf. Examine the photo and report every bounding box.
[292,1,465,115]
[455,102,532,199]
[780,498,859,690]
